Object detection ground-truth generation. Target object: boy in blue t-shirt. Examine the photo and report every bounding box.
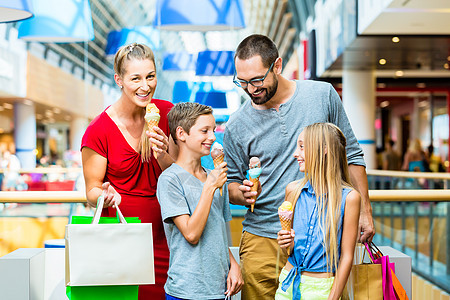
[157,102,243,299]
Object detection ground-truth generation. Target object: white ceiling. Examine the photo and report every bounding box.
[359,0,450,35]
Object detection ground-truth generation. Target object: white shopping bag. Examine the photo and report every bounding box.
[65,194,155,286]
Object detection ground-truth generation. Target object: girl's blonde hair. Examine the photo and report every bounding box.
[286,123,353,275]
[114,43,157,162]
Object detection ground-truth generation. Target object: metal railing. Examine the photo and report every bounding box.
[0,169,449,292]
[368,170,450,292]
[367,169,450,190]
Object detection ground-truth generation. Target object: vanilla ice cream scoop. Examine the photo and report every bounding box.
[144,103,160,124]
[279,201,293,212]
[211,142,225,196]
[210,142,224,160]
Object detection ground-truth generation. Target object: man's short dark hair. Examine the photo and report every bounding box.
[235,34,279,68]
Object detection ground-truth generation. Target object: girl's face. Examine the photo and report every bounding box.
[117,58,157,108]
[182,114,216,157]
[293,131,306,172]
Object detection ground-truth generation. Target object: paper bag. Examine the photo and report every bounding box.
[344,244,383,300]
[65,195,155,286]
[365,242,409,300]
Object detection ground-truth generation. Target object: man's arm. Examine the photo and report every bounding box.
[348,164,375,242]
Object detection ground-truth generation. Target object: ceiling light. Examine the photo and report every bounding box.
[23,99,33,106]
[17,0,94,43]
[445,63,449,69]
[0,0,33,23]
[416,83,426,88]
[379,59,386,65]
[447,56,450,61]
[53,108,61,114]
[395,70,404,77]
[392,37,400,43]
[380,101,390,108]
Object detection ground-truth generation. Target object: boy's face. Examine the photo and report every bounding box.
[183,114,216,157]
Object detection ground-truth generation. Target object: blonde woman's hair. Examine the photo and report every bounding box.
[286,123,353,276]
[114,43,156,77]
[167,102,213,144]
[113,43,157,162]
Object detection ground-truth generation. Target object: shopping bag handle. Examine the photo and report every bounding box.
[91,192,127,225]
[364,242,383,262]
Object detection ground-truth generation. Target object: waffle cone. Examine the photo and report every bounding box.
[213,155,225,195]
[249,176,259,212]
[147,119,159,159]
[279,215,292,231]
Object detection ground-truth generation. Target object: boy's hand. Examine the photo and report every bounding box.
[225,260,243,297]
[238,179,261,206]
[206,162,227,190]
[277,229,295,249]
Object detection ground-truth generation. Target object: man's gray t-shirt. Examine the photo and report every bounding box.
[224,80,365,239]
[157,163,232,299]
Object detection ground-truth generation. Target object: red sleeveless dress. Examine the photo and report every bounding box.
[81,99,172,300]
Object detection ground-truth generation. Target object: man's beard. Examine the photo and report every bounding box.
[247,78,278,105]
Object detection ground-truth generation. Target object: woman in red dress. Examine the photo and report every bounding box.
[81,43,176,299]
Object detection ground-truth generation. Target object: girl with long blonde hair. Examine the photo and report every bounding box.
[275,123,361,300]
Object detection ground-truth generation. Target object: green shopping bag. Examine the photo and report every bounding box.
[66,211,142,300]
[66,285,138,300]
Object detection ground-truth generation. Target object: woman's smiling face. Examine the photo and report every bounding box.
[120,58,157,108]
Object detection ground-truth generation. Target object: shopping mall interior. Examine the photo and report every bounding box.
[0,0,449,299]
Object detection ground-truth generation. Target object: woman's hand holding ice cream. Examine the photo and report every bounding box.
[145,103,163,158]
[146,125,170,158]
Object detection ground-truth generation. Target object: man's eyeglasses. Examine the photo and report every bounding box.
[233,61,274,89]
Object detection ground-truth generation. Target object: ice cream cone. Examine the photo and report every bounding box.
[279,215,292,231]
[145,103,160,159]
[146,119,159,159]
[278,201,294,255]
[213,155,224,195]
[249,176,259,212]
[248,157,261,213]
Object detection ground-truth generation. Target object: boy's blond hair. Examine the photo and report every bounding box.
[168,102,213,144]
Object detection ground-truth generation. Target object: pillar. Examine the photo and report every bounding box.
[70,117,89,151]
[14,101,36,169]
[342,69,376,169]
